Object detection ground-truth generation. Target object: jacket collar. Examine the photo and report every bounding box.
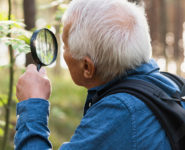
[84,59,159,115]
[89,59,159,92]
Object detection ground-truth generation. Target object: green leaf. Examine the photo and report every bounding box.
[1,37,31,54]
[0,127,4,137]
[0,20,25,28]
[45,24,52,29]
[0,12,8,21]
[17,35,30,45]
[0,94,8,107]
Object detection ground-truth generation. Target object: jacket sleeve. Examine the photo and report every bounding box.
[14,98,52,150]
[60,95,133,150]
[14,95,134,150]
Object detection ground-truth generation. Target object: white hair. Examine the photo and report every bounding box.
[63,0,152,81]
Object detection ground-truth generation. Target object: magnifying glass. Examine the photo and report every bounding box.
[30,28,58,71]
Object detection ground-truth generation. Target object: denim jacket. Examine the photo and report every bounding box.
[15,59,185,150]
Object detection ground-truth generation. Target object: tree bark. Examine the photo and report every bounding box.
[174,0,183,75]
[146,0,159,42]
[159,0,168,71]
[23,0,36,30]
[23,0,36,66]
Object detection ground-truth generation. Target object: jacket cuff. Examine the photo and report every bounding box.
[16,98,50,128]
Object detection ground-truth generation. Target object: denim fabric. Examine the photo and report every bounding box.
[15,59,183,150]
[14,99,52,150]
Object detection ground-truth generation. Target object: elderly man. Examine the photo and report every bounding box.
[15,0,179,149]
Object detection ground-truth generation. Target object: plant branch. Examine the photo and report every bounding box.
[2,0,14,149]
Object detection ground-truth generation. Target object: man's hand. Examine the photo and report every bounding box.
[16,64,51,102]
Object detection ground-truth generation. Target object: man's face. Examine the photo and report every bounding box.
[63,46,83,85]
[62,24,85,86]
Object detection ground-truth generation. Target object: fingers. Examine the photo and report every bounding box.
[39,67,47,76]
[16,64,51,102]
[26,64,47,77]
[26,64,37,72]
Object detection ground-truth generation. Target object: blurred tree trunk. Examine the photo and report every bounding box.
[146,0,160,57]
[159,0,168,71]
[54,24,61,74]
[174,0,183,75]
[23,0,36,66]
[147,0,158,41]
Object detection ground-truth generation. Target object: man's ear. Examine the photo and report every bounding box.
[83,56,95,79]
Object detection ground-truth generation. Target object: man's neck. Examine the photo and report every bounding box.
[85,78,109,90]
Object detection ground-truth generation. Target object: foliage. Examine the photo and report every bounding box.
[0,12,33,150]
[0,13,32,109]
[0,68,86,150]
[0,13,32,55]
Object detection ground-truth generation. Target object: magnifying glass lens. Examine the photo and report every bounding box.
[35,30,55,65]
[30,28,58,71]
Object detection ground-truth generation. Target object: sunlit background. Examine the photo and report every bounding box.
[0,0,185,149]
[0,0,185,74]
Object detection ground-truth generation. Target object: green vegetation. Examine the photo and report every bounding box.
[0,0,184,149]
[0,68,87,150]
[48,70,87,149]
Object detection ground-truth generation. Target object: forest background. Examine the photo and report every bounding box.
[0,0,185,149]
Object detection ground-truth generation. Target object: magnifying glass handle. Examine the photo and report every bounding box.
[37,64,41,71]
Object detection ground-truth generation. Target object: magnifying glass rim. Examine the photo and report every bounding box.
[30,28,58,66]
